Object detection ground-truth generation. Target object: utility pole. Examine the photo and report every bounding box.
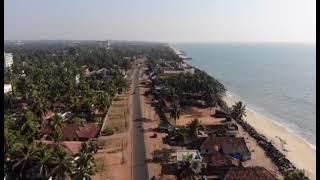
[121,138,125,164]
[124,110,127,128]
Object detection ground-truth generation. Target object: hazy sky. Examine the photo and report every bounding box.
[4,0,316,43]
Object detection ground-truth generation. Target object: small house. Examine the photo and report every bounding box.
[175,150,203,174]
[200,137,251,161]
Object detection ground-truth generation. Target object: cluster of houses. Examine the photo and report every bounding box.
[84,66,127,80]
[149,60,195,80]
[34,101,102,157]
[34,65,130,157]
[146,60,277,180]
[4,53,131,160]
[164,122,278,179]
[4,52,13,94]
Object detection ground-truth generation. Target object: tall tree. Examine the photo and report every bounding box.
[11,144,38,179]
[35,144,53,179]
[20,111,40,143]
[170,100,181,125]
[73,152,95,180]
[175,130,187,150]
[51,148,74,180]
[187,119,201,138]
[231,101,247,120]
[178,154,201,180]
[49,114,63,143]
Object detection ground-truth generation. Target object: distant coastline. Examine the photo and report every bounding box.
[168,44,316,180]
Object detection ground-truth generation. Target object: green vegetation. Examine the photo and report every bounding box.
[152,70,228,114]
[178,154,201,180]
[187,119,201,138]
[101,127,115,136]
[4,41,154,179]
[169,100,182,124]
[284,169,310,180]
[151,148,175,164]
[231,101,247,120]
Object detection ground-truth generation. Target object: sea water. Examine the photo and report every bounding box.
[174,43,316,148]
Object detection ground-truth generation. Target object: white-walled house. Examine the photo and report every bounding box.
[4,84,12,94]
[175,150,203,173]
[4,52,13,68]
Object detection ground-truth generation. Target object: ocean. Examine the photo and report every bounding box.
[173,43,316,148]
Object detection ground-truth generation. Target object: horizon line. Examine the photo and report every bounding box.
[4,39,315,44]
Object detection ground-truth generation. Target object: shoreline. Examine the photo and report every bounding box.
[224,95,316,180]
[225,90,316,151]
[169,45,316,180]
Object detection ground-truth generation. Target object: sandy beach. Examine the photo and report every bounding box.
[169,45,316,179]
[224,96,316,180]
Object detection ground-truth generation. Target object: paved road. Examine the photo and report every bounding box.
[132,66,149,180]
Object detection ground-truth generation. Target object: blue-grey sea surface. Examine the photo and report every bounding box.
[174,43,316,148]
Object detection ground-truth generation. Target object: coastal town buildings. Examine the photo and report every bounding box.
[200,136,251,161]
[4,52,13,68]
[176,150,203,174]
[41,122,101,141]
[4,84,12,94]
[75,74,80,84]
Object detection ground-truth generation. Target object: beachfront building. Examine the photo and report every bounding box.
[4,52,13,69]
[161,67,195,76]
[200,137,251,161]
[4,84,12,94]
[202,151,241,179]
[176,150,203,173]
[204,123,238,137]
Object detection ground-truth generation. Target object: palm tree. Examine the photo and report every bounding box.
[50,148,74,180]
[80,141,97,154]
[175,130,187,149]
[70,96,82,112]
[31,92,49,122]
[49,115,63,143]
[178,155,201,180]
[187,119,201,138]
[73,152,95,180]
[20,111,40,143]
[170,101,181,125]
[12,143,38,179]
[35,144,53,179]
[284,169,310,180]
[231,101,247,120]
[95,92,111,113]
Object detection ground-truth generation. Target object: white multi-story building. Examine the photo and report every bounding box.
[75,74,80,84]
[4,84,12,94]
[4,52,13,68]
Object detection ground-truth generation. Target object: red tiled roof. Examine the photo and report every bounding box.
[200,137,250,156]
[224,167,277,180]
[41,121,101,141]
[203,152,240,167]
[76,123,100,139]
[35,140,82,156]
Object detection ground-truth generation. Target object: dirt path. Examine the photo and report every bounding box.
[138,64,178,180]
[92,67,138,180]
